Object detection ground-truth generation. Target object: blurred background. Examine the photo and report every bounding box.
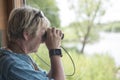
[26,0,120,80]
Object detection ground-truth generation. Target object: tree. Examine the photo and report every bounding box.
[68,0,110,53]
[26,0,60,27]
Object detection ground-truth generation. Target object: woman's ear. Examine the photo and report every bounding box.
[23,31,29,40]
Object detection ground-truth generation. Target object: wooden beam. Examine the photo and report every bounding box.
[14,0,25,8]
[7,0,25,16]
[0,0,25,46]
[0,0,8,30]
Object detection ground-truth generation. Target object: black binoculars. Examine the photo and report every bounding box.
[42,31,64,41]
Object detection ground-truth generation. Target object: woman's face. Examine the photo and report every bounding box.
[27,25,47,53]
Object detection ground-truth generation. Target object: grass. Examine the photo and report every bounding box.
[30,44,117,80]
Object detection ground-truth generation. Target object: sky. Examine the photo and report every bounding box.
[56,0,120,26]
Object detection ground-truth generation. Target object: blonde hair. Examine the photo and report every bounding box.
[7,7,50,41]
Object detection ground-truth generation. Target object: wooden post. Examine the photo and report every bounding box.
[0,0,25,46]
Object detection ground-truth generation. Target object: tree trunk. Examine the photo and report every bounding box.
[80,25,91,53]
[80,0,101,53]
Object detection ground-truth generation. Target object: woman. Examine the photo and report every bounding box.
[0,7,65,80]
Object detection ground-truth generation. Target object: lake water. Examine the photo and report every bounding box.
[77,32,120,67]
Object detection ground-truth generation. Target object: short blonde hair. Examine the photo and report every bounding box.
[7,7,50,41]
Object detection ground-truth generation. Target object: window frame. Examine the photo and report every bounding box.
[0,0,25,46]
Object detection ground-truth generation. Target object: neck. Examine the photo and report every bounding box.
[7,40,28,54]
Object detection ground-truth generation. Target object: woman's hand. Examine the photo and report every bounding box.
[45,28,63,50]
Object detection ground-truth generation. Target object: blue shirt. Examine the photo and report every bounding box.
[0,48,53,80]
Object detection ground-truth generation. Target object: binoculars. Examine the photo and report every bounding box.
[42,31,64,41]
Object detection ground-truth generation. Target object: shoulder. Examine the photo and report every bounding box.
[0,48,32,68]
[0,48,32,71]
[0,49,16,79]
[0,49,15,66]
[0,49,53,80]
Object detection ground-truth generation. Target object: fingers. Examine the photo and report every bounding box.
[47,27,63,39]
[52,28,57,37]
[47,28,52,38]
[45,27,63,50]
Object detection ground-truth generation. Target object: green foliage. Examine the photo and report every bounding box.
[30,44,50,71]
[73,54,116,80]
[62,21,99,43]
[66,0,109,52]
[98,21,120,32]
[26,0,60,27]
[77,0,105,20]
[64,52,117,80]
[69,0,107,21]
[30,45,117,80]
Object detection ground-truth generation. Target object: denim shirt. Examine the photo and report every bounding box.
[0,48,53,80]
